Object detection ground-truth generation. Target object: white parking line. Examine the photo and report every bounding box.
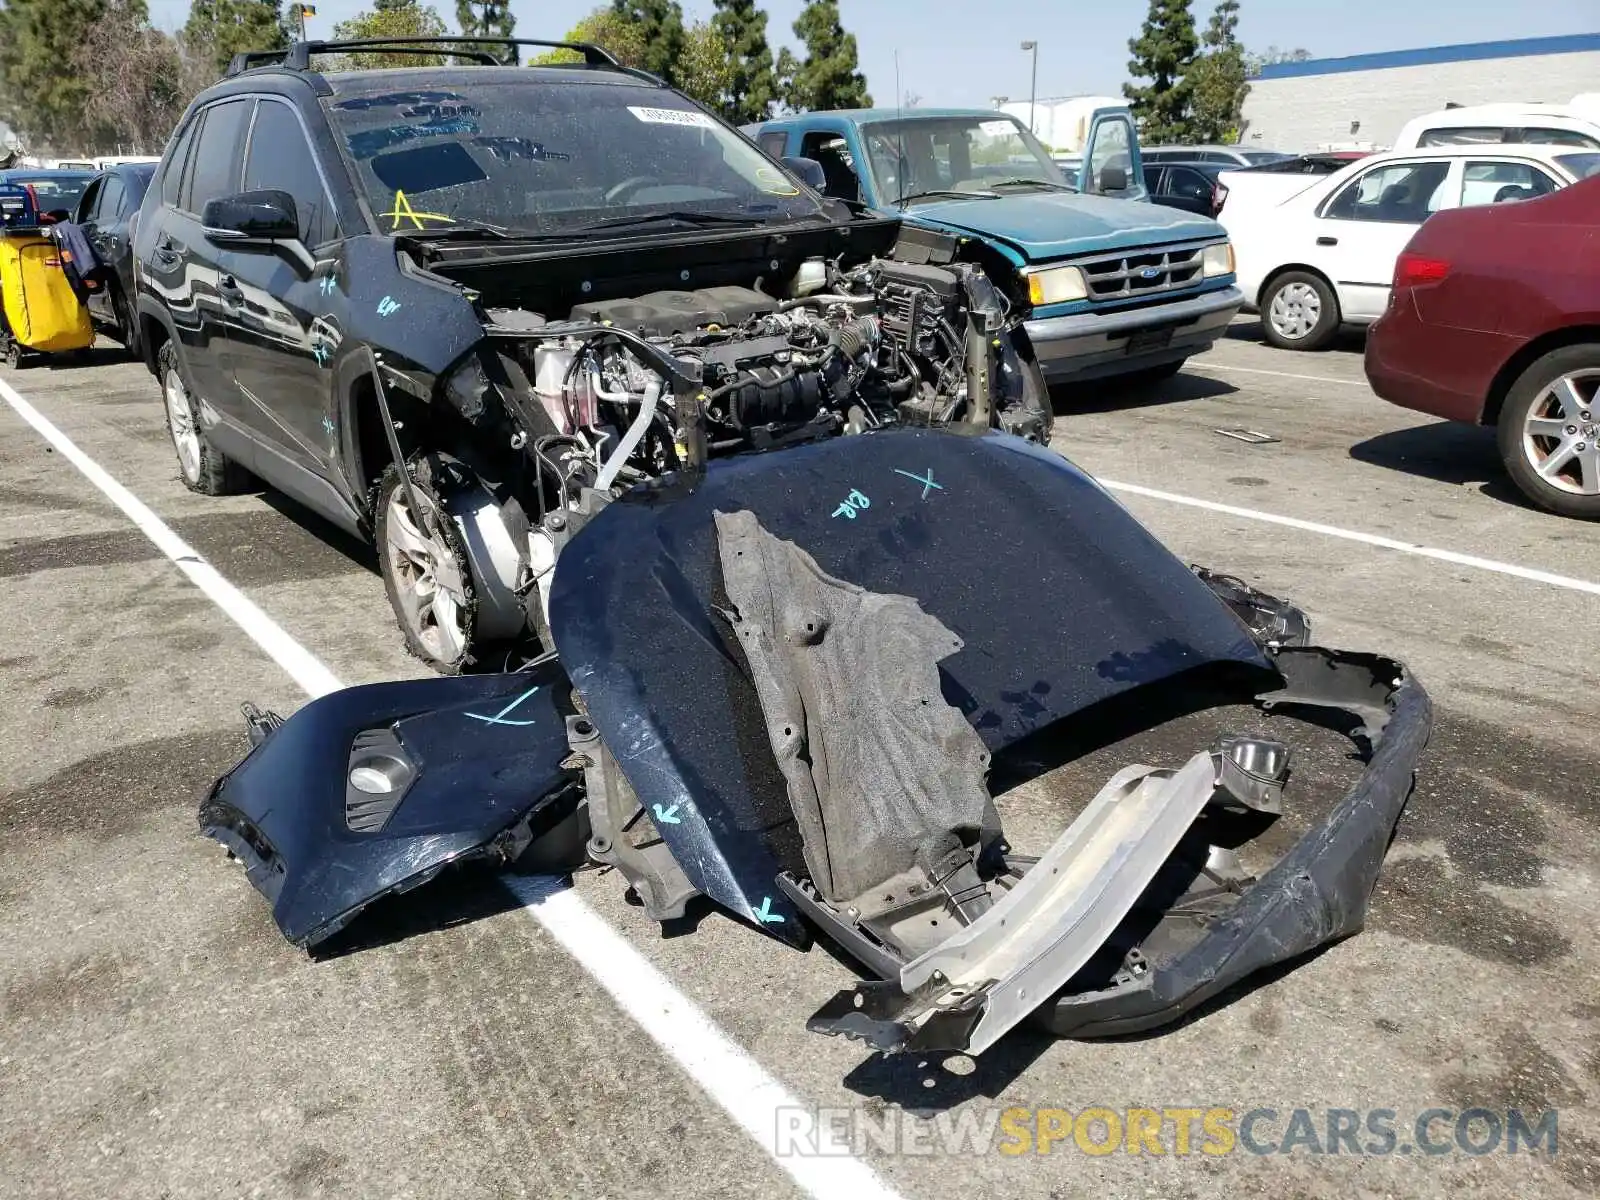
[0,375,905,1200]
[1191,360,1369,388]
[1101,478,1600,597]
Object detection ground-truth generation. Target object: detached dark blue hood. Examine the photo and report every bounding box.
[548,428,1269,938]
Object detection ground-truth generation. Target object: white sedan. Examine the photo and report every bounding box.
[1219,145,1600,350]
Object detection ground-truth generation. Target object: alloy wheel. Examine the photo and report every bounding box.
[1521,368,1600,496]
[383,486,469,663]
[164,367,201,482]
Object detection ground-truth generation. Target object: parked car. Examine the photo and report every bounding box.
[1143,145,1293,168]
[1365,172,1600,519]
[134,39,1054,672]
[1229,151,1371,178]
[1394,103,1600,151]
[0,167,97,220]
[1144,160,1227,216]
[1221,144,1597,350]
[73,161,155,353]
[751,107,1243,386]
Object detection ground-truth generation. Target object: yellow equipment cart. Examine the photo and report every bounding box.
[0,184,95,368]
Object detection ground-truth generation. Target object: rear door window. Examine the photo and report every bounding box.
[186,99,253,213]
[94,175,126,222]
[1324,161,1451,223]
[242,99,340,246]
[1460,160,1559,206]
[1169,166,1213,202]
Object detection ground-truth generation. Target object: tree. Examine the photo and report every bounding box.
[533,7,648,70]
[331,0,449,69]
[675,20,734,110]
[1245,45,1313,78]
[455,0,513,42]
[0,0,113,151]
[610,0,685,85]
[1185,0,1248,143]
[73,0,204,154]
[710,0,776,124]
[1123,0,1198,144]
[777,1,870,114]
[183,0,288,76]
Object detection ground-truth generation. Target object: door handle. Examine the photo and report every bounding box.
[1316,236,1338,246]
[217,274,244,304]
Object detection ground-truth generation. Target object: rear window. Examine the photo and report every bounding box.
[1418,126,1507,146]
[1519,127,1600,149]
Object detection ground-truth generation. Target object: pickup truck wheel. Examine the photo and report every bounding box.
[1497,345,1600,520]
[160,341,248,494]
[376,462,481,673]
[1261,272,1339,351]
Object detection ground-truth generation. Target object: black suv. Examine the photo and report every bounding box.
[135,37,1049,672]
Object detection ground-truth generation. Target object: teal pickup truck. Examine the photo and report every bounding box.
[749,106,1242,385]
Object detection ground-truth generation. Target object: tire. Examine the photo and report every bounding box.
[111,285,139,358]
[159,340,247,495]
[1496,343,1600,520]
[374,459,483,674]
[1260,271,1340,351]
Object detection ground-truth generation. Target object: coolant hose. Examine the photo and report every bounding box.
[594,378,662,492]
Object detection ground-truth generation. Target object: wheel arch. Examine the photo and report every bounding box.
[1481,325,1600,426]
[1257,263,1337,311]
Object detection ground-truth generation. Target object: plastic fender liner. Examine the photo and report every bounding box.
[200,663,577,948]
[808,647,1431,1051]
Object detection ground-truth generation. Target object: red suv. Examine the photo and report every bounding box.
[1365,170,1600,518]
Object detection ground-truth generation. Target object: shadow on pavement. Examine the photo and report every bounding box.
[1224,319,1367,354]
[1051,369,1237,416]
[1348,421,1537,510]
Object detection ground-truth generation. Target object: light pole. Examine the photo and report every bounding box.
[1021,41,1038,134]
[990,95,1009,110]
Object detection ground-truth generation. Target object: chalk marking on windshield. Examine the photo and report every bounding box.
[386,190,455,230]
[755,166,800,196]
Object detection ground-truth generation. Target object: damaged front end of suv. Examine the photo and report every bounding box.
[201,419,1430,1058]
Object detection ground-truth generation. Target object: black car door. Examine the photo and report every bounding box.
[225,96,345,480]
[154,98,254,432]
[82,173,125,322]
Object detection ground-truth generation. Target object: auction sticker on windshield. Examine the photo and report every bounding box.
[628,106,717,128]
[980,121,1016,136]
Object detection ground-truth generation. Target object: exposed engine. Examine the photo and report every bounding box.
[482,256,1048,514]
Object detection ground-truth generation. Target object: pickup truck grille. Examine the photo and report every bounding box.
[1080,243,1207,301]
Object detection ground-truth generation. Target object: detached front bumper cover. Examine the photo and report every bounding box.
[809,645,1431,1052]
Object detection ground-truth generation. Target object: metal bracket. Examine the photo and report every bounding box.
[565,714,698,921]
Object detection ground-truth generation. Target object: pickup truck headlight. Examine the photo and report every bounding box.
[1025,265,1089,306]
[1202,242,1235,278]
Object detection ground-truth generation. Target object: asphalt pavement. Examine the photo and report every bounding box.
[1,322,1596,1199]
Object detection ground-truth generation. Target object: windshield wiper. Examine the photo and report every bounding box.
[578,210,771,233]
[894,188,1000,204]
[986,177,1075,191]
[395,218,517,241]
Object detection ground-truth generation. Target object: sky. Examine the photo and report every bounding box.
[144,0,1600,108]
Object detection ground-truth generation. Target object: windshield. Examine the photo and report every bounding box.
[1,173,94,211]
[1557,152,1600,181]
[326,80,825,236]
[858,114,1068,203]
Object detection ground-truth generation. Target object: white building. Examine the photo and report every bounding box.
[998,96,1124,155]
[1239,33,1600,153]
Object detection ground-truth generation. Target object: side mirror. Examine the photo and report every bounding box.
[781,156,828,194]
[1098,164,1128,193]
[203,189,299,243]
[202,189,315,275]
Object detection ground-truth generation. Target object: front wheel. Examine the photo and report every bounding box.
[1496,344,1600,519]
[160,341,247,494]
[1261,272,1339,351]
[375,462,483,673]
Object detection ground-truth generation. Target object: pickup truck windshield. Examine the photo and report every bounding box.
[858,115,1068,204]
[327,80,825,235]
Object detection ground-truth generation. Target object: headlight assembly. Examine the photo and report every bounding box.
[1202,242,1235,278]
[1026,265,1089,306]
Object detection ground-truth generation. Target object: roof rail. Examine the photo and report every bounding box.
[223,37,621,77]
